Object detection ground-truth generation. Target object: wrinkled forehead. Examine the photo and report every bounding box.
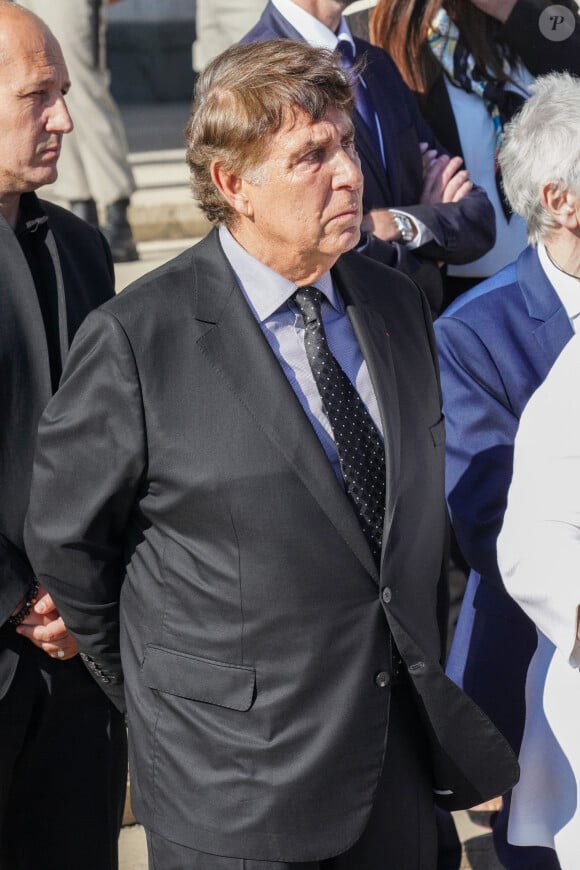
[0,14,66,77]
[252,105,354,174]
[279,104,353,136]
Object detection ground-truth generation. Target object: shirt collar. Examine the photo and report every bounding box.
[218,225,339,321]
[538,240,580,323]
[271,0,355,52]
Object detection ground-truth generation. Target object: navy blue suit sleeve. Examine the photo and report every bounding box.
[362,232,444,314]
[435,315,519,588]
[402,186,496,266]
[359,44,496,265]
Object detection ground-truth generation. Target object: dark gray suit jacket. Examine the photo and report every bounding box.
[26,230,517,861]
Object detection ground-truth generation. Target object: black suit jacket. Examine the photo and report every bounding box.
[241,2,496,315]
[26,230,517,860]
[0,194,114,698]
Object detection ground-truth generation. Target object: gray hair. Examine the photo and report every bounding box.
[499,72,580,244]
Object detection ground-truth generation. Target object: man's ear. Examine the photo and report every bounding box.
[210,161,253,218]
[541,182,580,230]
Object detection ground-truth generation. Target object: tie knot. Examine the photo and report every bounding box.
[294,286,323,327]
[335,39,355,70]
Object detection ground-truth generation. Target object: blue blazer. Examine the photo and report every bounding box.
[435,245,573,750]
[242,2,496,315]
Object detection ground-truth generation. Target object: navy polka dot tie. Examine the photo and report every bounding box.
[294,286,386,564]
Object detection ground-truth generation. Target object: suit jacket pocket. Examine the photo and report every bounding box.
[142,644,256,711]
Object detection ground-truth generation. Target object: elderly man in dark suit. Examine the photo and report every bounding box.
[241,0,496,316]
[0,3,127,869]
[26,39,516,870]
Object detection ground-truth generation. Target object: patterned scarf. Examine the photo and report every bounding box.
[428,8,525,219]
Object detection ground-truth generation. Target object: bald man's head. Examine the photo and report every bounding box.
[0,1,72,224]
[0,1,53,62]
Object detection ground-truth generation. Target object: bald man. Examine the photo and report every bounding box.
[0,4,126,868]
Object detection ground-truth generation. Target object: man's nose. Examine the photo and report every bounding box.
[47,95,73,134]
[334,148,363,189]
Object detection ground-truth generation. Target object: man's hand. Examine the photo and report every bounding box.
[420,148,473,205]
[467,0,517,23]
[361,208,415,242]
[15,585,78,660]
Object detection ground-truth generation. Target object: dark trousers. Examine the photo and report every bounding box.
[146,683,438,869]
[0,642,128,870]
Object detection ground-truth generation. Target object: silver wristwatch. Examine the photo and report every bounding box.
[391,212,415,244]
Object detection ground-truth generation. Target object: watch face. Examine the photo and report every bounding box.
[394,214,413,243]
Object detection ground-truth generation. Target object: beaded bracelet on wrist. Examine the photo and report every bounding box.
[8,579,40,627]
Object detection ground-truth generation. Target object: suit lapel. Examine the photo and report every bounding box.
[191,232,378,579]
[260,3,304,40]
[518,246,574,368]
[352,41,394,203]
[332,258,401,577]
[0,219,52,407]
[533,308,575,370]
[353,111,392,202]
[45,226,70,368]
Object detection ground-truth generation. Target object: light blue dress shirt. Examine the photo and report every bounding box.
[219,226,383,481]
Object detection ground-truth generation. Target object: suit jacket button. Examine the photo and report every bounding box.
[382,587,392,604]
[375,671,390,688]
